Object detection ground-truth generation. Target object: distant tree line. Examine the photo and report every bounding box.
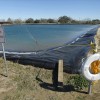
[2,16,100,25]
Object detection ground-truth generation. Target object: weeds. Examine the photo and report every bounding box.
[67,74,88,91]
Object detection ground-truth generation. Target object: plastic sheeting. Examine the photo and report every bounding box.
[1,26,99,73]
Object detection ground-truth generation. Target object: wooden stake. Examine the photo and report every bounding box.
[58,60,63,86]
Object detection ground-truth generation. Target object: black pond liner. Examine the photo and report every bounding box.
[1,26,99,73]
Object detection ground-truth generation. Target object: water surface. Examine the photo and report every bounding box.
[1,24,97,52]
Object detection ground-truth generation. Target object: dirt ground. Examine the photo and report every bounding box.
[0,58,100,100]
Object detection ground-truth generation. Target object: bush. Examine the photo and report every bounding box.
[67,74,88,91]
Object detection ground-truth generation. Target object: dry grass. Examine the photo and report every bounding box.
[0,57,100,100]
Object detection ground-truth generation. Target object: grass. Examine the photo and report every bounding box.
[0,58,53,100]
[0,57,100,100]
[75,96,86,100]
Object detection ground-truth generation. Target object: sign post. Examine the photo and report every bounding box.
[0,24,8,77]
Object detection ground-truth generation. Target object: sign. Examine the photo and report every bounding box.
[0,27,5,43]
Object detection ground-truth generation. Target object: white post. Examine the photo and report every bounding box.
[2,43,8,77]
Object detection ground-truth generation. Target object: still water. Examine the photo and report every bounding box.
[1,24,97,52]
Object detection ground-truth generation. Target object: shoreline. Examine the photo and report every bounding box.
[3,22,100,26]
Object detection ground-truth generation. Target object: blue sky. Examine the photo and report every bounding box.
[0,0,100,20]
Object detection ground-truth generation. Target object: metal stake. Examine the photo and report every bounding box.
[88,81,92,95]
[2,43,8,77]
[0,22,10,77]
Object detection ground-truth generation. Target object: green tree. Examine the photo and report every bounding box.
[91,19,100,24]
[25,18,34,23]
[58,16,72,24]
[34,19,40,23]
[47,18,55,23]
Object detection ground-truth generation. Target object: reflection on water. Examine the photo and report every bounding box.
[1,24,97,52]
